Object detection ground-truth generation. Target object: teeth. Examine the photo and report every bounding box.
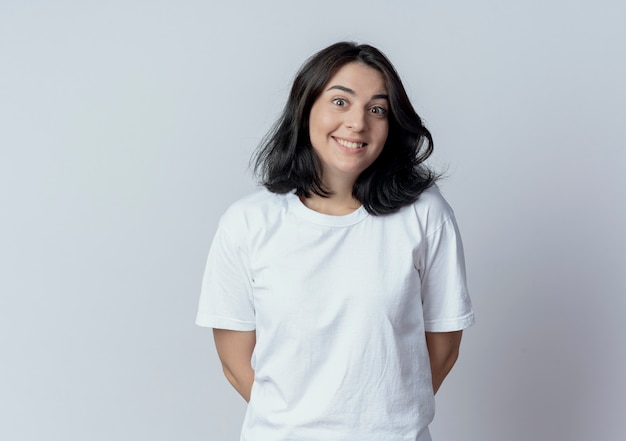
[336,138,365,149]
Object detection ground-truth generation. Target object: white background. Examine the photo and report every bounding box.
[1,1,625,440]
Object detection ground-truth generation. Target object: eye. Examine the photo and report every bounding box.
[332,98,348,107]
[370,105,387,116]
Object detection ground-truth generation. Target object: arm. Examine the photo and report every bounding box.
[213,328,256,402]
[425,330,463,395]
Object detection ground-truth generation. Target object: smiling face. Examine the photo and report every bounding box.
[308,62,389,189]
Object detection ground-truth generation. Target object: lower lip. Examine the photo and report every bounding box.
[333,137,367,153]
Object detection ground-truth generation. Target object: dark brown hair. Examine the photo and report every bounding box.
[252,41,437,215]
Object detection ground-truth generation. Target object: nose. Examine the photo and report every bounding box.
[345,108,367,132]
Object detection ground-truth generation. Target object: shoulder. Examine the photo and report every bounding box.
[412,185,454,215]
[218,188,290,232]
[398,185,457,235]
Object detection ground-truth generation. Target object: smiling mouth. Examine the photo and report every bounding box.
[335,137,366,149]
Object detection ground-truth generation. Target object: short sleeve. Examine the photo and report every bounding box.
[419,212,475,333]
[195,221,256,331]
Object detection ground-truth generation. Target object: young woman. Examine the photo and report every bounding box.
[197,42,474,441]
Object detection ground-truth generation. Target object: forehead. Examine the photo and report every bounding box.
[324,62,387,94]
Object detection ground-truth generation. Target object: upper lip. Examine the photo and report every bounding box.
[333,136,367,144]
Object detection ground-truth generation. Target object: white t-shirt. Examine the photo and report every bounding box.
[197,186,474,441]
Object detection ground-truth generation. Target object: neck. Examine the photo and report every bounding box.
[301,193,361,215]
[301,178,361,215]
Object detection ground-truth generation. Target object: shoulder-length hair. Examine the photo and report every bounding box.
[252,41,438,215]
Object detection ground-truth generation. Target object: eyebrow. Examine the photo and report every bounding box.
[326,85,389,101]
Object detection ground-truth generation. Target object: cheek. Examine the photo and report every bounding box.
[308,107,323,135]
[377,124,389,146]
[308,108,329,150]
[312,113,334,134]
[310,103,340,133]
